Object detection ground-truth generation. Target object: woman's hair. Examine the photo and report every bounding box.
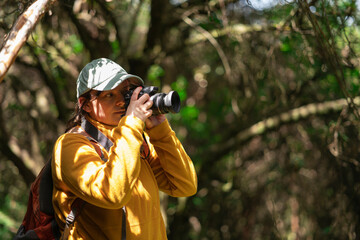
[66,80,133,132]
[65,91,93,132]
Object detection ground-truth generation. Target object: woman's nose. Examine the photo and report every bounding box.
[115,95,125,106]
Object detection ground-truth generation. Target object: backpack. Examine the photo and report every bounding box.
[13,121,107,240]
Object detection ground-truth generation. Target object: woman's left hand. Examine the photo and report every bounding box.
[145,114,166,129]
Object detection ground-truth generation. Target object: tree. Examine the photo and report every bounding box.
[0,0,56,82]
[1,0,360,239]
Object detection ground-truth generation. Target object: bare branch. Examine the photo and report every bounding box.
[183,14,232,82]
[0,0,57,82]
[209,97,360,157]
[297,0,360,118]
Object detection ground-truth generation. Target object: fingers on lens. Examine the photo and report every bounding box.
[147,99,153,108]
[132,87,142,99]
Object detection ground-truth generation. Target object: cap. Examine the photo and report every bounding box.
[76,58,144,98]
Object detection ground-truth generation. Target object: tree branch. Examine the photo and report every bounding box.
[0,0,57,82]
[182,14,231,81]
[297,0,360,118]
[209,97,360,157]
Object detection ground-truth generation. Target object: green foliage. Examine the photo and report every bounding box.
[68,35,84,54]
[280,36,291,52]
[0,161,27,239]
[147,64,164,87]
[2,0,360,239]
[347,68,360,95]
[6,103,25,111]
[171,75,188,101]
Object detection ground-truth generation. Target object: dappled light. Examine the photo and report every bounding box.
[1,0,360,239]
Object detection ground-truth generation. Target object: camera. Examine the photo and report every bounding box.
[124,85,181,115]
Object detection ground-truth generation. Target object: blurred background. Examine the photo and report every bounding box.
[1,0,360,239]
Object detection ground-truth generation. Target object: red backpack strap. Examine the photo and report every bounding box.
[85,136,107,162]
[68,126,107,162]
[59,129,108,240]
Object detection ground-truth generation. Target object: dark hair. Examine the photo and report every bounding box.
[65,91,93,132]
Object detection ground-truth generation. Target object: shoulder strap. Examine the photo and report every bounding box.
[81,118,114,151]
[81,118,127,240]
[61,198,84,240]
[39,159,55,215]
[61,119,129,240]
[82,134,107,162]
[60,123,110,239]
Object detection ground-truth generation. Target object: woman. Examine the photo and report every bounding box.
[51,58,197,239]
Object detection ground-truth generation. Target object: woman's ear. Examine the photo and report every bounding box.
[78,97,91,113]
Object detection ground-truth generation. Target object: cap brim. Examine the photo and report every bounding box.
[92,74,143,92]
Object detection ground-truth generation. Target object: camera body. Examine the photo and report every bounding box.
[124,85,181,115]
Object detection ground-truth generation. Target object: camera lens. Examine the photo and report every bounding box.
[124,85,181,115]
[151,91,180,115]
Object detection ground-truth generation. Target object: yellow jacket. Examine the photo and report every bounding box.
[51,116,197,239]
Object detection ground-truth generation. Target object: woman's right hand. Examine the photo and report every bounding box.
[125,87,153,122]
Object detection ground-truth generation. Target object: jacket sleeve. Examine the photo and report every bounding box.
[52,116,144,209]
[145,120,197,197]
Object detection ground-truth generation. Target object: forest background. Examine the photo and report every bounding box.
[1,0,360,239]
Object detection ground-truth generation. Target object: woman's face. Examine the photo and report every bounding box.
[83,80,132,126]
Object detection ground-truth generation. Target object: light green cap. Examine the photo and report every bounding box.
[76,58,143,98]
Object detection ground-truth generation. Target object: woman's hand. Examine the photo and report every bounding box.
[145,114,166,129]
[125,87,153,122]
